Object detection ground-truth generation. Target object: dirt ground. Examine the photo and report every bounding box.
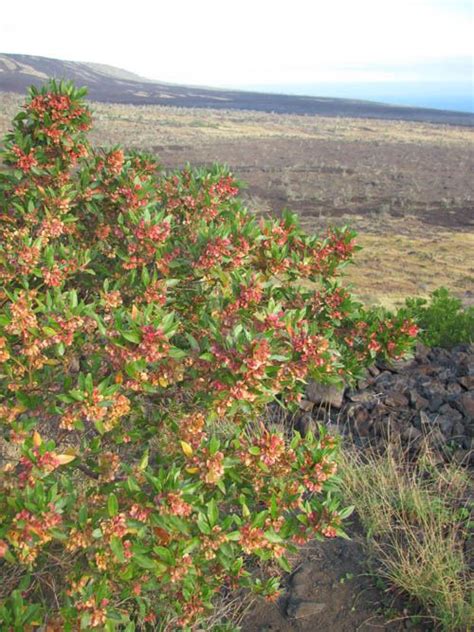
[241,521,425,632]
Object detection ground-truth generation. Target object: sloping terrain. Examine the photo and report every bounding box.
[1,53,473,126]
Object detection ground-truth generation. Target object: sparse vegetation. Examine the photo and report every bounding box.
[340,444,473,631]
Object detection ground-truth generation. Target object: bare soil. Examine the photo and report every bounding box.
[152,136,474,230]
[242,521,424,632]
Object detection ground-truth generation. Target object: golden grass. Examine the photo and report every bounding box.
[86,103,474,147]
[340,443,473,630]
[344,228,474,309]
[1,92,473,148]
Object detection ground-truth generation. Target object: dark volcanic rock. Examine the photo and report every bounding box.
[385,391,409,408]
[409,389,429,410]
[435,415,454,437]
[306,382,345,408]
[401,426,422,445]
[294,413,315,437]
[347,390,377,405]
[286,599,327,619]
[459,376,474,390]
[438,403,463,422]
[458,392,474,419]
[303,344,474,463]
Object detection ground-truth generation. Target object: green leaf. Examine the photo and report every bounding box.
[133,553,156,570]
[209,436,220,456]
[110,536,125,562]
[168,347,187,359]
[339,505,355,520]
[122,331,141,344]
[108,493,119,517]
[126,476,141,492]
[185,333,200,351]
[85,373,94,394]
[199,352,213,362]
[139,450,149,470]
[197,516,211,535]
[153,545,174,565]
[78,505,88,527]
[277,555,292,572]
[208,498,218,527]
[264,530,283,544]
[68,389,85,401]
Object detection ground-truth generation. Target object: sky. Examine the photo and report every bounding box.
[1,0,473,110]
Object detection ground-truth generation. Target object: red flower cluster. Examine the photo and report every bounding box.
[11,146,38,172]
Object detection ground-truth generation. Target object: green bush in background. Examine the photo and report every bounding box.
[404,287,474,348]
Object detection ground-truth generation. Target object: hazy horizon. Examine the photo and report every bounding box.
[234,81,473,114]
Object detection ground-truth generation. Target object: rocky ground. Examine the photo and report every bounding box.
[301,343,473,465]
[244,344,473,631]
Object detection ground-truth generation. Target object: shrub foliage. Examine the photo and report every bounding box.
[0,82,417,630]
[403,287,473,349]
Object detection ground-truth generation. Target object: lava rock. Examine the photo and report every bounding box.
[458,392,474,420]
[368,364,380,377]
[409,389,429,410]
[459,376,474,390]
[428,395,444,413]
[446,381,463,399]
[452,421,465,439]
[306,382,345,408]
[401,426,422,445]
[438,403,463,423]
[385,391,409,408]
[353,416,372,438]
[374,370,393,386]
[427,428,446,448]
[347,390,377,405]
[289,563,314,600]
[298,399,314,412]
[286,599,327,619]
[377,357,416,373]
[294,413,315,437]
[415,342,430,362]
[435,415,454,437]
[331,344,473,462]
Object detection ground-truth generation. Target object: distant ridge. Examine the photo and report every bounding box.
[1,53,473,126]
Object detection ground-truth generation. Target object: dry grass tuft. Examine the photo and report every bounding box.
[340,443,473,630]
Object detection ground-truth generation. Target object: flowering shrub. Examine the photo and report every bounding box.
[0,81,418,630]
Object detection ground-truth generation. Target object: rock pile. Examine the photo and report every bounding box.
[299,343,474,465]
